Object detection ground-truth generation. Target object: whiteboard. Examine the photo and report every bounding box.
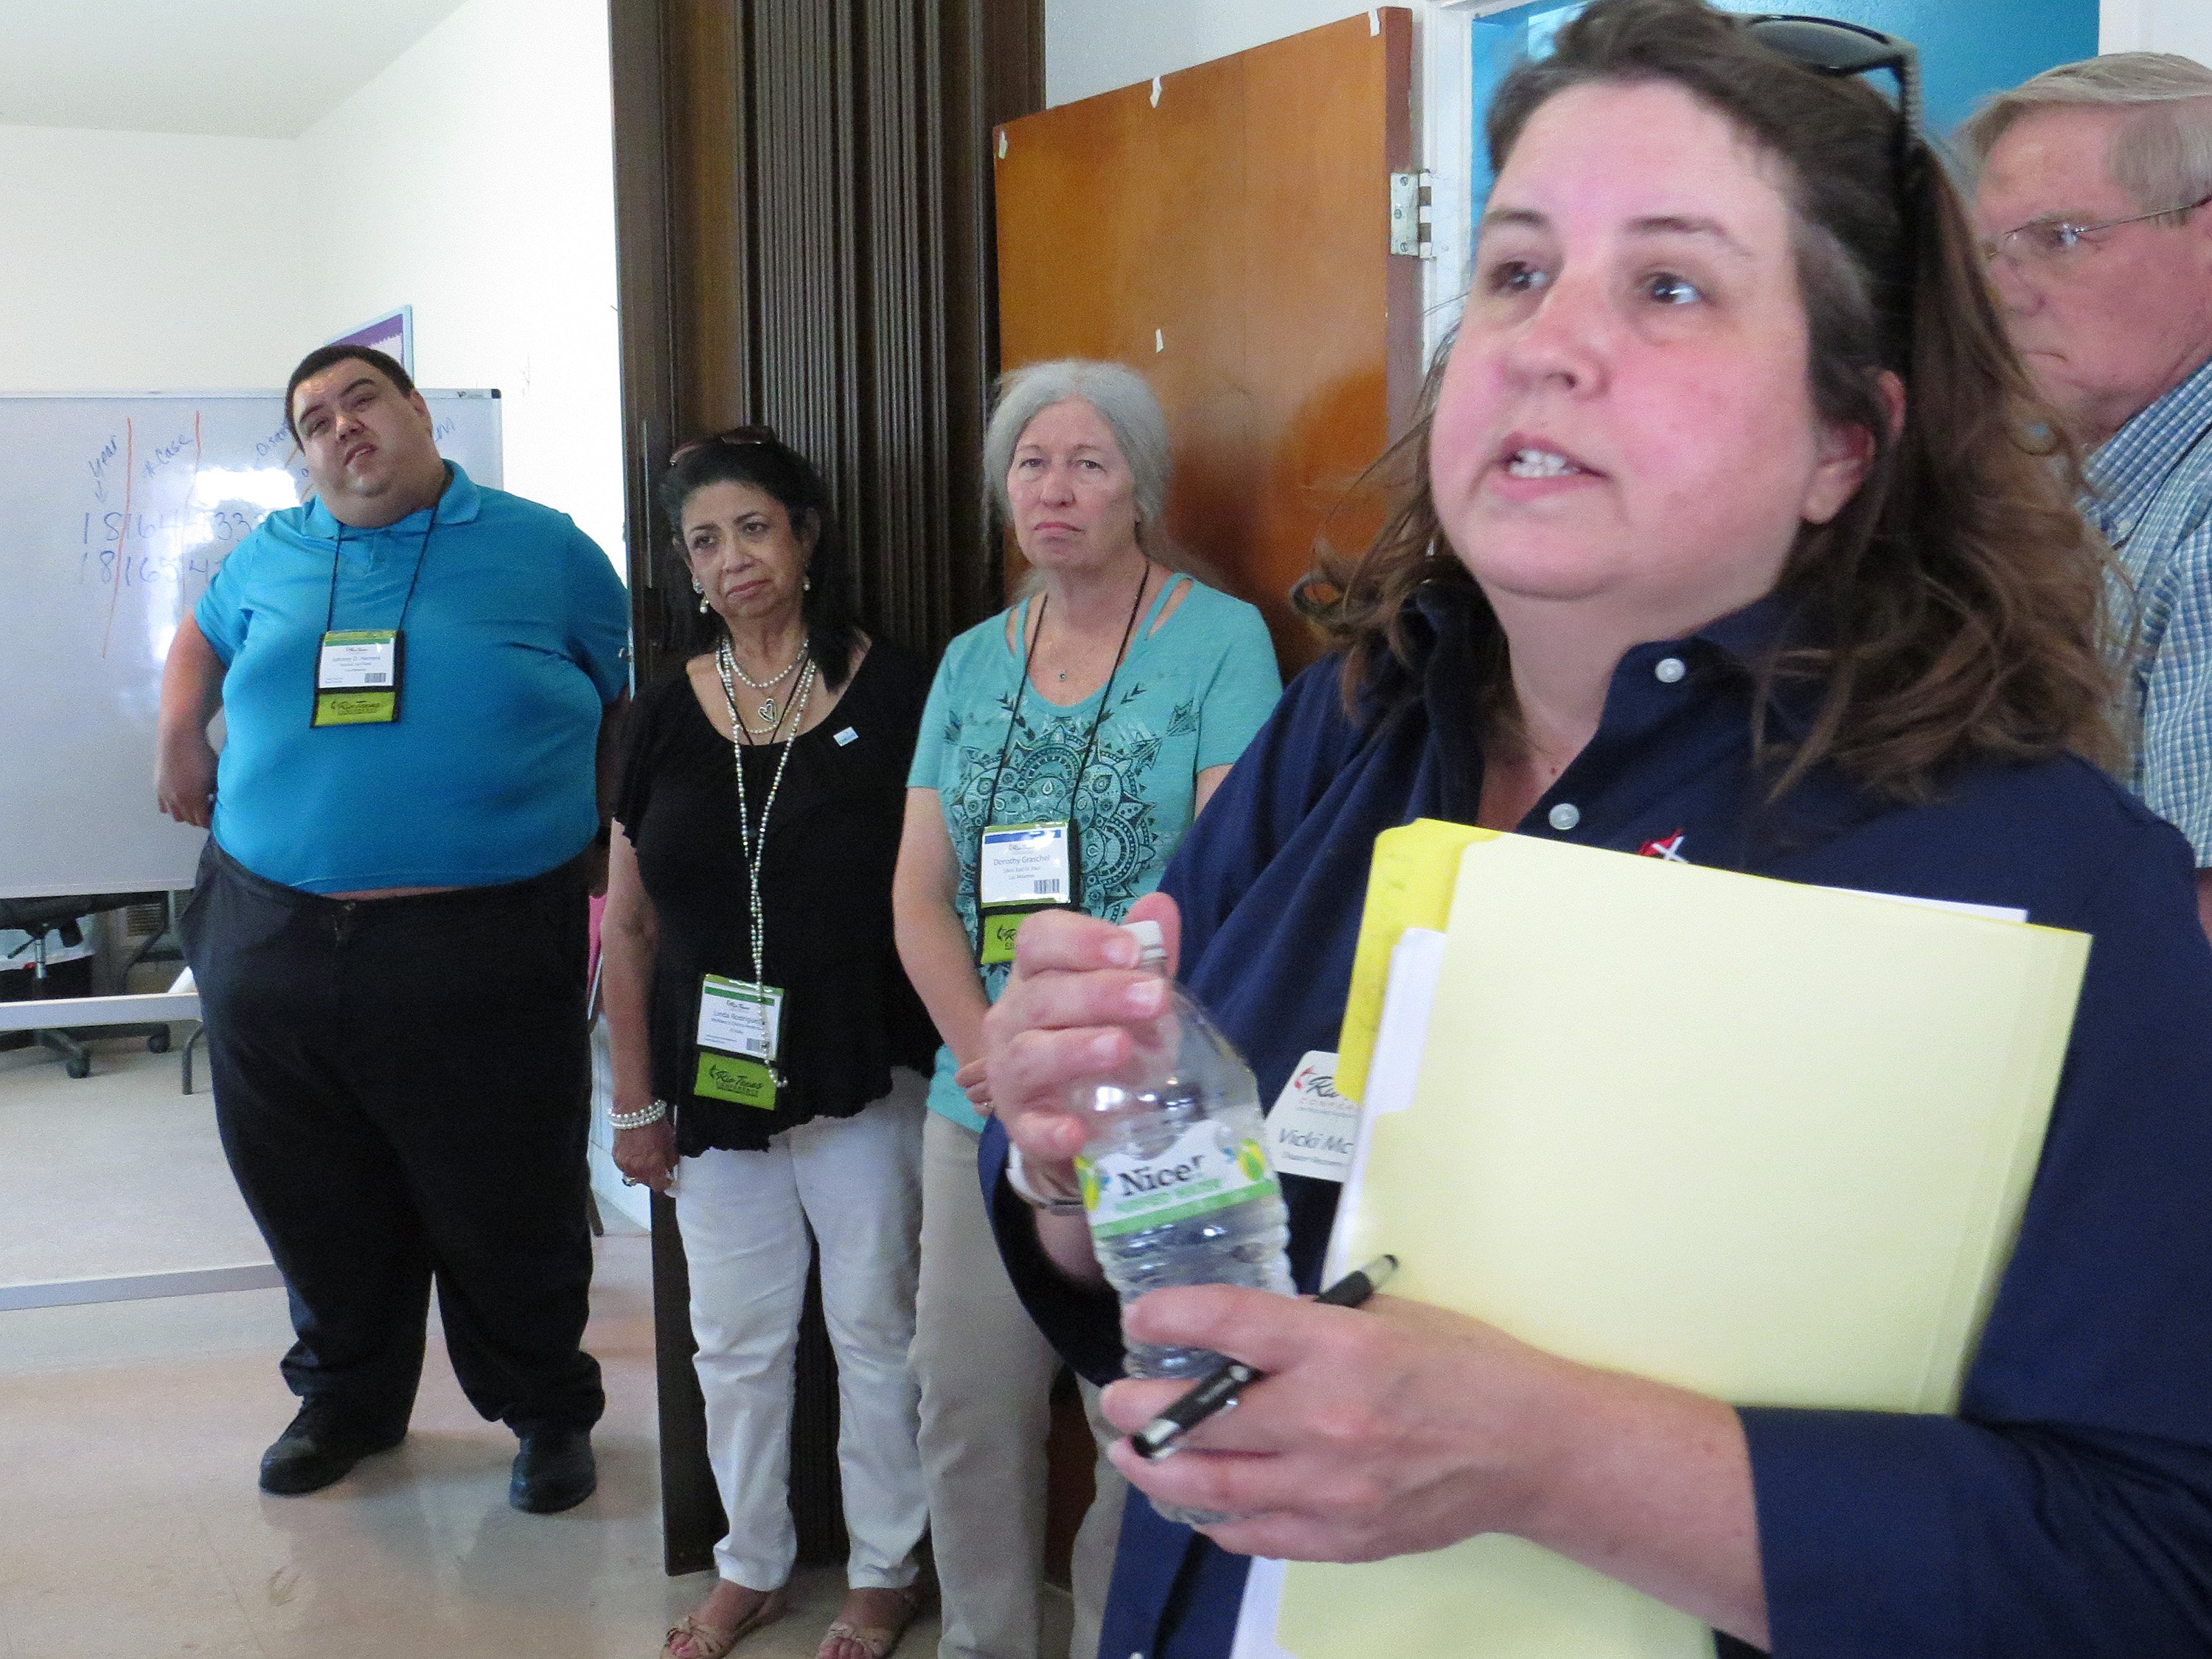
[0,392,502,900]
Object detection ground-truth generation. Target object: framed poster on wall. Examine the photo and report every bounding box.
[325,306,414,375]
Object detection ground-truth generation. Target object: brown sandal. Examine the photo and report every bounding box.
[815,1586,921,1659]
[661,1585,790,1659]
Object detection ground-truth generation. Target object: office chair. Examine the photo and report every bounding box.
[0,892,178,1077]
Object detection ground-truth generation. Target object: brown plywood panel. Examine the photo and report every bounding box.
[992,9,1417,669]
[667,0,751,437]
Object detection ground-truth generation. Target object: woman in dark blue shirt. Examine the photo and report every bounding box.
[973,3,2212,1656]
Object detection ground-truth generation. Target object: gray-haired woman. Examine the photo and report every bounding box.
[891,361,1280,1659]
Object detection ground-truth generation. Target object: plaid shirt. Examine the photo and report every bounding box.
[2088,351,2212,865]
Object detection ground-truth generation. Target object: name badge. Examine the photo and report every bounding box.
[695,975,783,1110]
[978,820,1073,966]
[313,629,403,726]
[1264,1051,1358,1183]
[980,821,1071,908]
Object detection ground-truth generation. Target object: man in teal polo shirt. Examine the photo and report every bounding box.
[157,344,630,1511]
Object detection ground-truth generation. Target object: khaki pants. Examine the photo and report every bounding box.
[914,1112,1126,1659]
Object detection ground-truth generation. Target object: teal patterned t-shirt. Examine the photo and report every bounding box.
[907,575,1282,1127]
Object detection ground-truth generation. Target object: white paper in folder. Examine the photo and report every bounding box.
[1230,925,1450,1659]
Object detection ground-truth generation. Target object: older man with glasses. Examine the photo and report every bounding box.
[1968,55,2212,938]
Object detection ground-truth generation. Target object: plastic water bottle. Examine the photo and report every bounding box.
[1071,920,1295,1525]
[1073,918,1295,1377]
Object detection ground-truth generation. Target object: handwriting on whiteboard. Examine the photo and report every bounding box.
[66,411,308,655]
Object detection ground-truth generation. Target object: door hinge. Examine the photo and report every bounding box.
[1390,171,1433,259]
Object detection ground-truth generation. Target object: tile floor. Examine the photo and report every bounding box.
[0,1033,991,1659]
[0,1037,265,1286]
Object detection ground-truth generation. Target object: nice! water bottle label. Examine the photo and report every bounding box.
[1075,1121,1279,1239]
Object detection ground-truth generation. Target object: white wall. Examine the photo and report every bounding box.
[1047,1,1392,105]
[0,0,626,573]
[0,125,307,393]
[298,0,627,573]
[2101,0,2212,62]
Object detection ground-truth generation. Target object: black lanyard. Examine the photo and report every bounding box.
[322,501,439,637]
[973,566,1150,921]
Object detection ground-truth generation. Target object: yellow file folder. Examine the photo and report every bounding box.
[1275,824,2090,1659]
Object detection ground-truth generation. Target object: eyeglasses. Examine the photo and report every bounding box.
[1740,14,1922,175]
[1980,193,2212,266]
[668,425,780,466]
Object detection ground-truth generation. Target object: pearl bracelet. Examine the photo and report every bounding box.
[1006,1144,1087,1215]
[609,1099,669,1131]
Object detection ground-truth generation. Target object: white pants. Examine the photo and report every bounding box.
[675,1071,929,1590]
[913,1110,1127,1659]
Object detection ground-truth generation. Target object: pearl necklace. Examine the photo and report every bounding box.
[722,636,804,725]
[716,641,815,1065]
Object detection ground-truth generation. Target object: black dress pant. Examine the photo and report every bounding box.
[182,841,605,1439]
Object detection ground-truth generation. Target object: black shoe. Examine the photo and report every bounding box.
[258,1408,406,1496]
[509,1427,596,1514]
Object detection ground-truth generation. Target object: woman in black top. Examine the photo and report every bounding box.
[604,429,936,1659]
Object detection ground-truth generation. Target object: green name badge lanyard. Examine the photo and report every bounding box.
[974,575,1144,967]
[695,640,816,1109]
[695,975,785,1108]
[978,821,1077,965]
[312,512,437,728]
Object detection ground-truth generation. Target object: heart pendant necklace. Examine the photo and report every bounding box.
[725,636,805,734]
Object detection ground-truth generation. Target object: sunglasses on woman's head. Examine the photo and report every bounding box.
[668,425,781,466]
[1740,13,1922,178]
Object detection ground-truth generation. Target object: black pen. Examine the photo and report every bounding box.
[1131,1254,1399,1461]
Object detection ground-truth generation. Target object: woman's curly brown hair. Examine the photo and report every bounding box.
[1294,0,2119,798]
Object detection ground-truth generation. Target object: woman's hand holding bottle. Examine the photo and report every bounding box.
[981,891,1184,1181]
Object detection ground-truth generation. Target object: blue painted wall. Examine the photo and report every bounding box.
[1708,0,2098,136]
[1469,0,2101,194]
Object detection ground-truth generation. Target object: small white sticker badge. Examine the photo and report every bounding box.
[1265,1050,1359,1183]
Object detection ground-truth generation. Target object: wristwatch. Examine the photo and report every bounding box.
[1006,1144,1087,1215]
